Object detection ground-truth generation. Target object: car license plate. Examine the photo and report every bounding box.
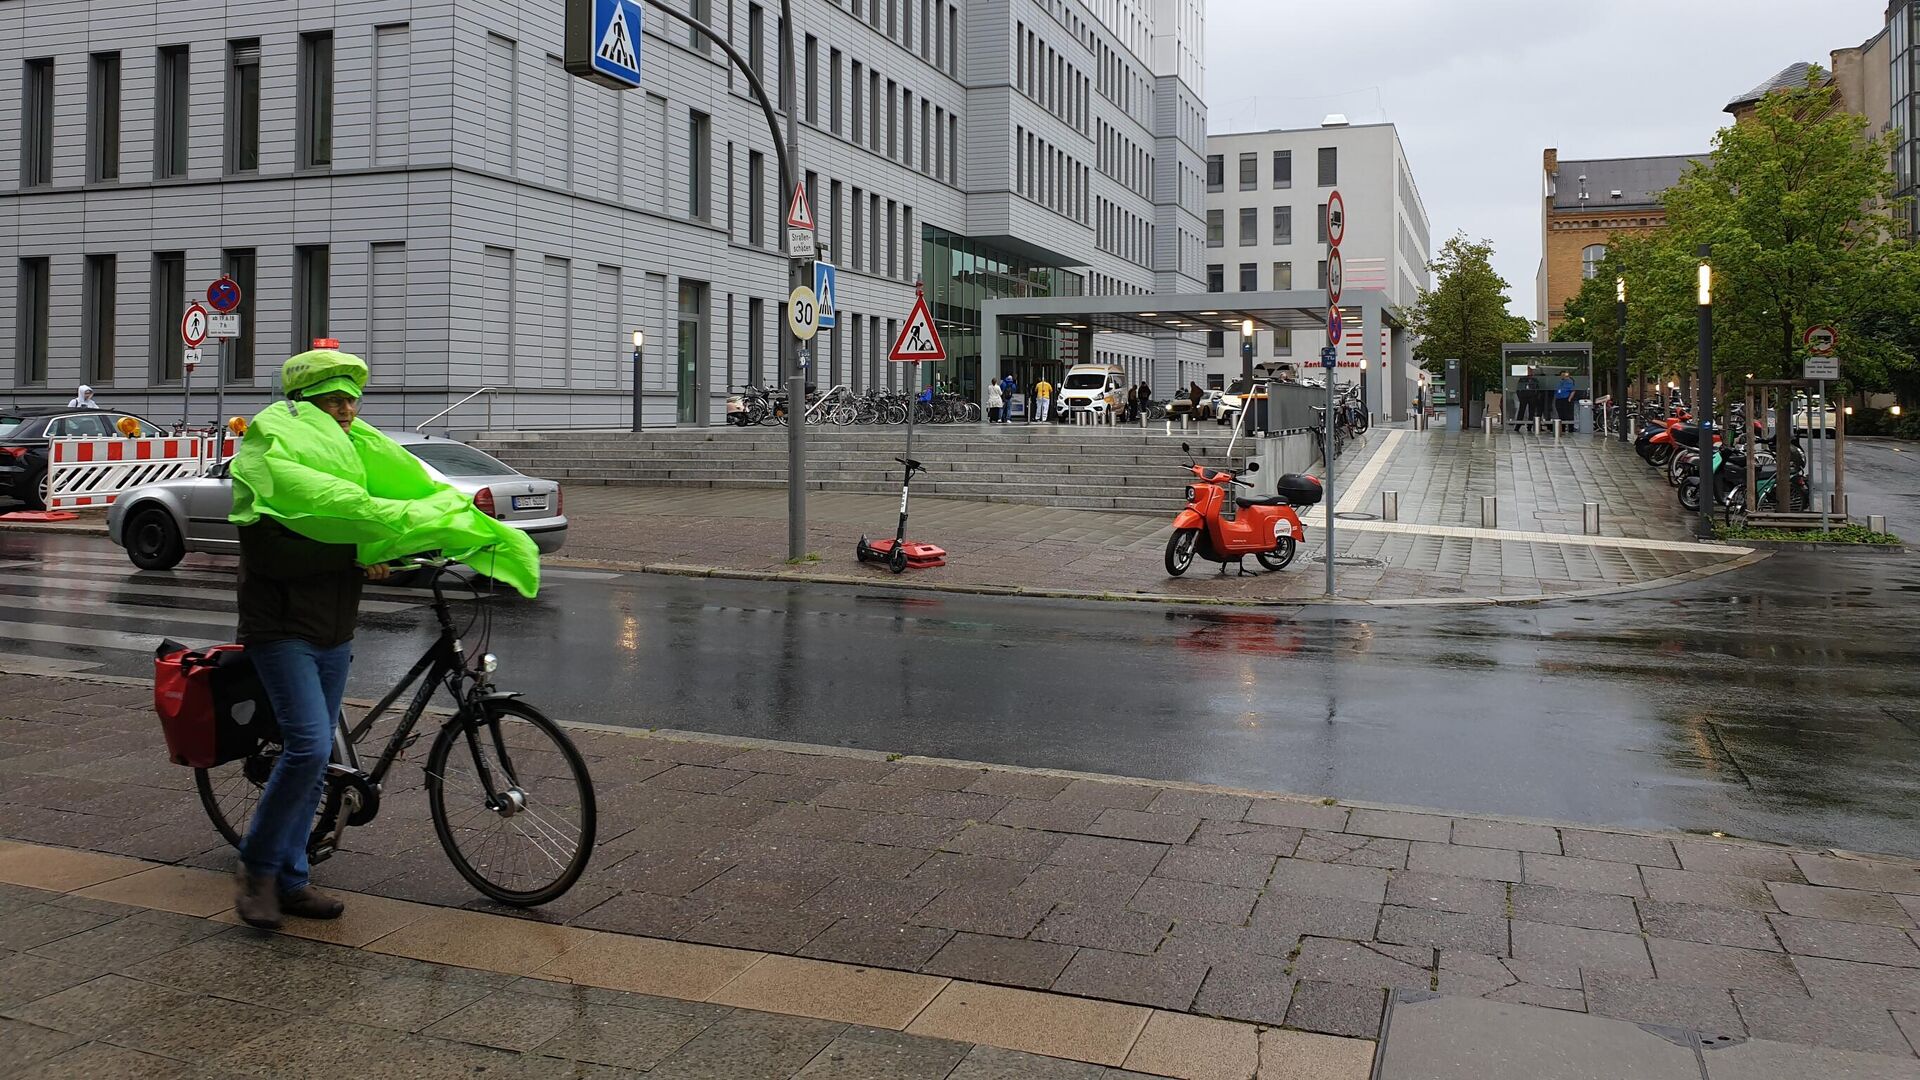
[512,495,547,511]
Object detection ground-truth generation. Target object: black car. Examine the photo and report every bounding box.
[1,406,159,510]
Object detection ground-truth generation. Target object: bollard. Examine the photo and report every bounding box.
[1553,419,1564,439]
[1583,501,1600,535]
[1532,417,1541,436]
[1830,493,1847,518]
[1869,514,1887,535]
[1480,495,1499,529]
[1382,490,1399,522]
[1482,415,1494,435]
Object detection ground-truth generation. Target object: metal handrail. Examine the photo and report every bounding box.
[416,388,499,432]
[805,384,851,420]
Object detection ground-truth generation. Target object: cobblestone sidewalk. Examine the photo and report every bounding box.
[3,672,1917,1067]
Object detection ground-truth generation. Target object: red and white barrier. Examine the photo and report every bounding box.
[46,437,218,510]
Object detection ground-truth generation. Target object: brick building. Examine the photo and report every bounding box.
[1534,149,1701,336]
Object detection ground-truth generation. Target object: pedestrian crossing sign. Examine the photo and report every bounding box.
[564,0,643,89]
[889,290,945,362]
[814,261,838,330]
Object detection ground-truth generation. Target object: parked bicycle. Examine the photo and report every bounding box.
[192,558,597,906]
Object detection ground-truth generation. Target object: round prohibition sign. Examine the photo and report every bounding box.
[181,302,210,348]
[788,285,820,341]
[207,276,243,314]
[1326,189,1346,248]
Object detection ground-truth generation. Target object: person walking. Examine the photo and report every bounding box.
[1124,384,1139,423]
[1035,376,1053,423]
[67,385,100,409]
[986,380,1004,424]
[226,347,540,930]
[999,373,1017,423]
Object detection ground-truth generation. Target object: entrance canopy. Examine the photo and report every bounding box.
[981,289,1413,418]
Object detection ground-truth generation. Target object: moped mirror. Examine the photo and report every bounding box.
[1180,442,1192,455]
[1244,461,1260,473]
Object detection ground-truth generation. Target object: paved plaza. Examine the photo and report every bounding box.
[3,672,1918,1077]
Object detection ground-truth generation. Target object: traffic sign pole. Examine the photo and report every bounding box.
[1323,189,1345,598]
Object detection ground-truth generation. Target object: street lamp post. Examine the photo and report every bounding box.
[630,331,645,433]
[1615,277,1628,443]
[1696,246,1715,539]
[1359,357,1368,423]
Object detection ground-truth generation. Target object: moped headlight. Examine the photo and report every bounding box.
[480,653,499,674]
[1185,486,1196,502]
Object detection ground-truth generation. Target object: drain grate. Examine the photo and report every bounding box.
[1334,511,1380,521]
[1311,555,1387,568]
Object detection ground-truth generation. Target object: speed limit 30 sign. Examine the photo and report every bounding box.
[787,285,819,341]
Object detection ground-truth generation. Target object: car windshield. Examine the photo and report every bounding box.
[405,441,519,478]
[0,414,29,438]
[1063,373,1106,390]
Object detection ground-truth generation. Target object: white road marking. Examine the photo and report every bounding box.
[0,619,213,654]
[1335,429,1405,514]
[0,572,420,614]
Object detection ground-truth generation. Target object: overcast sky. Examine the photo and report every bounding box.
[1203,0,1891,319]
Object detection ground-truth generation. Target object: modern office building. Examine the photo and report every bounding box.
[1,0,1206,428]
[1203,119,1430,396]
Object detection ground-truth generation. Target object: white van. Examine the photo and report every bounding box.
[1057,364,1130,419]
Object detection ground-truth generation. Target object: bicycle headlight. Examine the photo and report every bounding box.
[480,653,499,674]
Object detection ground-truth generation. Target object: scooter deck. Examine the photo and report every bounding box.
[862,537,947,567]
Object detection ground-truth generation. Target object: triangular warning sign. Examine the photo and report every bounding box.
[889,293,945,362]
[597,5,638,72]
[786,183,815,230]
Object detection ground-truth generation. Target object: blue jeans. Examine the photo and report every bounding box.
[240,638,351,893]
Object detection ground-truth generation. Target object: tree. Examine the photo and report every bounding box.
[1405,234,1535,424]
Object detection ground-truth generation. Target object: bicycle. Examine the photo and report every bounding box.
[193,558,597,906]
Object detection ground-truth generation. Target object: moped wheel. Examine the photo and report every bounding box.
[1257,537,1298,571]
[1678,478,1701,513]
[426,698,596,906]
[1165,528,1200,577]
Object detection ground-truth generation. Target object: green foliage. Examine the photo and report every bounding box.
[1843,406,1920,438]
[1714,522,1901,544]
[1592,71,1920,395]
[1405,235,1536,417]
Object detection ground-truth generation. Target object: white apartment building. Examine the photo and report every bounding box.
[1204,119,1430,404]
[1,0,1205,428]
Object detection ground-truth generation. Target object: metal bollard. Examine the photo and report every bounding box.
[1532,417,1541,435]
[1482,415,1494,435]
[1480,495,1499,529]
[1553,419,1564,439]
[1869,514,1887,535]
[1583,501,1600,535]
[1382,490,1399,522]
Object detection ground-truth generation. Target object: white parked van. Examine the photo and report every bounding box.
[1057,364,1130,419]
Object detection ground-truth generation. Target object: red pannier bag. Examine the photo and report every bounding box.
[153,639,280,768]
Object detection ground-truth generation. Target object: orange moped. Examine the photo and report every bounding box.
[1165,442,1318,577]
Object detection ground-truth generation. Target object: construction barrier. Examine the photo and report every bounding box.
[46,437,222,511]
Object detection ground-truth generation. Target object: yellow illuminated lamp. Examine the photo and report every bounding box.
[631,330,645,349]
[1616,277,1626,303]
[1894,405,1905,417]
[1697,261,1712,306]
[115,416,142,437]
[227,416,249,437]
[1240,319,1255,338]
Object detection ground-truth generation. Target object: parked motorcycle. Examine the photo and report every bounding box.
[1677,446,1810,514]
[1165,443,1317,577]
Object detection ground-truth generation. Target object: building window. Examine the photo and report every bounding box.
[1317,146,1337,186]
[298,32,334,168]
[1273,261,1293,290]
[16,258,50,384]
[747,5,764,81]
[1205,153,1223,192]
[829,49,842,135]
[1275,328,1293,355]
[688,0,712,54]
[1238,152,1256,190]
[151,252,186,381]
[1207,329,1224,356]
[227,40,261,174]
[1581,243,1608,279]
[748,151,764,245]
[747,297,764,384]
[687,110,711,219]
[1206,264,1222,293]
[21,58,54,187]
[804,35,818,124]
[1273,149,1291,189]
[293,245,330,351]
[850,61,864,144]
[155,46,190,179]
[1274,206,1292,245]
[1239,207,1257,246]
[1318,202,1329,243]
[224,250,256,379]
[1206,209,1223,247]
[83,255,116,384]
[1239,263,1258,291]
[88,53,121,182]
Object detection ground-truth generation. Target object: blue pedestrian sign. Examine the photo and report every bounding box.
[564,0,643,89]
[813,262,837,330]
[1320,345,1337,370]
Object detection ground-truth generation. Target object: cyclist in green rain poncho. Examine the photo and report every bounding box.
[225,348,539,930]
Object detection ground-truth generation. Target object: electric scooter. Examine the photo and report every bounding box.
[1165,442,1315,577]
[856,457,946,573]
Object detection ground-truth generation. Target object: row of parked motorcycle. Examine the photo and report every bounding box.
[1633,408,1810,517]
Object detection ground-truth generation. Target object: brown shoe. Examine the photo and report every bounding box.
[278,884,345,921]
[234,867,283,930]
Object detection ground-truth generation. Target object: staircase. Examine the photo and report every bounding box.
[468,425,1256,513]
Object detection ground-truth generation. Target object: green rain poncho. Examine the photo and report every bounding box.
[229,400,541,598]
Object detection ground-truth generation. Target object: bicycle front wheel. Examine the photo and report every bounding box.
[425,698,596,906]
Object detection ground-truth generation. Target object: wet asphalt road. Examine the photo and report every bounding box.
[2,440,1917,856]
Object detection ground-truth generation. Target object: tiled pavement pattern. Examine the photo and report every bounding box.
[1340,429,1691,541]
[4,673,1918,1065]
[557,482,1736,604]
[0,848,1376,1080]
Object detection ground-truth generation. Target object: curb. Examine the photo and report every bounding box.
[2,663,1910,864]
[1710,539,1908,554]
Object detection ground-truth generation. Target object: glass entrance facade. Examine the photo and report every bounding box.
[921,228,1083,401]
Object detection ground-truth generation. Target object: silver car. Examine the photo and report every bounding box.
[106,432,566,571]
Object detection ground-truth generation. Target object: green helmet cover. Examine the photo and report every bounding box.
[281,350,368,399]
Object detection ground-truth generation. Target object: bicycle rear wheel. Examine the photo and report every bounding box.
[425,698,596,906]
[196,747,280,848]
